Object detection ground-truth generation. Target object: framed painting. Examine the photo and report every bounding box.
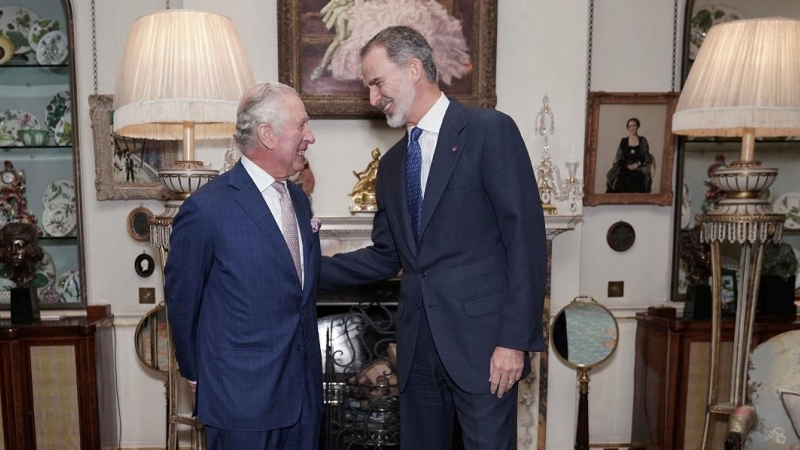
[277,0,497,118]
[583,92,678,206]
[89,95,179,201]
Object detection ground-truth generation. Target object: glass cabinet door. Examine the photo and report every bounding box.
[0,0,85,309]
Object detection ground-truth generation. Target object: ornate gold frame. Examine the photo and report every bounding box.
[277,0,498,118]
[583,91,678,206]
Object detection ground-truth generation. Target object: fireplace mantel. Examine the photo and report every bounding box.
[319,214,581,245]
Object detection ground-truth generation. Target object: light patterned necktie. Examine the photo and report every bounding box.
[272,181,302,284]
[406,127,423,242]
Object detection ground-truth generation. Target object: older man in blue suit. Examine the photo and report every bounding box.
[321,26,547,450]
[165,81,322,450]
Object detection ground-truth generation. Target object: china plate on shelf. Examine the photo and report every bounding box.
[0,109,41,146]
[28,18,60,52]
[42,179,75,207]
[689,5,744,60]
[794,246,800,291]
[0,6,41,55]
[54,115,72,146]
[35,30,67,65]
[45,90,70,136]
[42,203,76,237]
[773,192,800,230]
[56,270,80,303]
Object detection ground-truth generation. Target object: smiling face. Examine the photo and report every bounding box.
[362,47,417,128]
[262,93,315,180]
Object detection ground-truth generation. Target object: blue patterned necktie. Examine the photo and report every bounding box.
[406,127,423,242]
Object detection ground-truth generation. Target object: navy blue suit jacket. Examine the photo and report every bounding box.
[321,100,547,394]
[165,162,322,431]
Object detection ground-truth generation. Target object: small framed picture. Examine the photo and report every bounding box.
[126,206,153,242]
[135,253,155,278]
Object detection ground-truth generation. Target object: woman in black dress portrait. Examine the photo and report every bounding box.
[605,117,654,193]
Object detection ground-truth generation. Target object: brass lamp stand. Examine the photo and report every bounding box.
[698,129,784,448]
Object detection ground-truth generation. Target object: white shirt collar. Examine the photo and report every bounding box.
[409,92,449,135]
[240,155,279,193]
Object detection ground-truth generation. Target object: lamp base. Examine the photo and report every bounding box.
[159,160,218,198]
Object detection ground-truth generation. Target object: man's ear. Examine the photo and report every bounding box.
[409,58,424,83]
[257,123,274,150]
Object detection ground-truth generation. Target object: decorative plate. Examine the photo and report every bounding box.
[794,246,800,291]
[56,270,80,303]
[607,221,636,252]
[681,183,692,230]
[773,192,800,230]
[42,179,75,206]
[0,33,14,65]
[42,203,76,237]
[35,29,67,65]
[0,6,41,55]
[54,115,72,146]
[45,90,69,135]
[689,5,744,60]
[0,109,41,146]
[27,18,60,52]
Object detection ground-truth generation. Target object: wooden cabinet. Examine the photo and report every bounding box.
[0,0,85,310]
[630,307,800,449]
[0,307,111,449]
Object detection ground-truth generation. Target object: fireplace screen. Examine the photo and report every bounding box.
[318,301,399,449]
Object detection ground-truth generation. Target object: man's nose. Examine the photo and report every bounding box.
[369,88,381,107]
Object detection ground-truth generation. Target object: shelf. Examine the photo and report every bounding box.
[0,146,73,160]
[40,236,78,242]
[0,65,69,86]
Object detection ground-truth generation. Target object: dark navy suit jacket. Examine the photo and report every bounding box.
[321,100,547,394]
[165,162,322,431]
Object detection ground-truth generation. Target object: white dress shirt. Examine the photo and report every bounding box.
[409,92,450,196]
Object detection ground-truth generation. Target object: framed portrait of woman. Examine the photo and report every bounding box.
[583,92,679,206]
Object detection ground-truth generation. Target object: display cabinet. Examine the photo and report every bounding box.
[0,0,84,310]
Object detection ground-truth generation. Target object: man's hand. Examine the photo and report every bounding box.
[489,346,524,398]
[188,380,197,394]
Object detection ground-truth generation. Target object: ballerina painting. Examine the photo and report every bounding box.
[278,0,497,118]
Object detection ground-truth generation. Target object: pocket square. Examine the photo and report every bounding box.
[310,218,321,233]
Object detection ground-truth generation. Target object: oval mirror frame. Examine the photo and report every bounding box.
[550,296,620,370]
[134,303,169,374]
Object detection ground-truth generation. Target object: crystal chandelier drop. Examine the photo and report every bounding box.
[533,96,584,214]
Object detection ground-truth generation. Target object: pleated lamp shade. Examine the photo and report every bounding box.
[113,10,255,141]
[673,18,800,138]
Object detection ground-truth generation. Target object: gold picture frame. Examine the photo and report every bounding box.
[583,91,678,206]
[89,95,179,201]
[277,0,498,118]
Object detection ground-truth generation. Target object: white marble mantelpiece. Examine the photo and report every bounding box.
[318,214,581,450]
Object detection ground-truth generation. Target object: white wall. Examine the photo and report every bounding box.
[66,0,688,447]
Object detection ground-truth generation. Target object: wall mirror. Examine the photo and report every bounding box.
[670,0,800,302]
[551,296,619,450]
[134,304,168,374]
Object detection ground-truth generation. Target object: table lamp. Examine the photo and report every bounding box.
[113,9,255,258]
[672,18,800,449]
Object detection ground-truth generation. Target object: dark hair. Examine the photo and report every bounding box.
[627,117,641,128]
[360,26,438,83]
[0,222,44,263]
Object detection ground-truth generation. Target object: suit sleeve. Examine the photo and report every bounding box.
[482,113,547,352]
[164,196,213,381]
[320,161,402,291]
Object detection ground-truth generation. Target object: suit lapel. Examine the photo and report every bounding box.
[230,163,297,273]
[419,101,466,240]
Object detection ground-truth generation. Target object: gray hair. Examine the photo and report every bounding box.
[234,82,298,155]
[360,26,437,83]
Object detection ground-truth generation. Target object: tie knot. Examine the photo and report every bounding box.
[272,181,287,196]
[410,127,423,143]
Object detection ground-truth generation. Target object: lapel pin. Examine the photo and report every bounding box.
[451,146,457,153]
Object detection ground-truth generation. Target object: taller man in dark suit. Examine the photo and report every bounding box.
[165,81,322,450]
[321,26,547,450]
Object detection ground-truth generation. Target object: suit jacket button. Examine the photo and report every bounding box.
[419,271,426,278]
[296,344,302,351]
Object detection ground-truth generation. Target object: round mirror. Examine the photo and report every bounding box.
[551,296,619,369]
[134,303,169,374]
